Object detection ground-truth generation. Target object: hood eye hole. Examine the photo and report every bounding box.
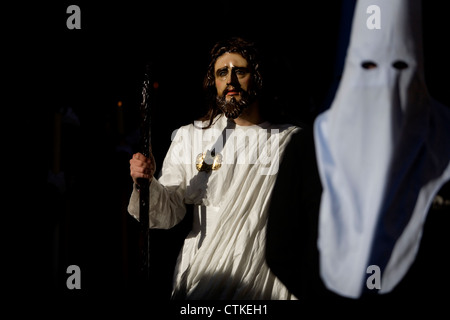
[392,60,408,70]
[361,61,377,69]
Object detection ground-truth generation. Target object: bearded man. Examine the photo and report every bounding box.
[128,37,300,299]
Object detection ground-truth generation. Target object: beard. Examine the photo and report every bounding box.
[215,89,256,119]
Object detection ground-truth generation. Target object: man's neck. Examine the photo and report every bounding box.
[234,101,263,126]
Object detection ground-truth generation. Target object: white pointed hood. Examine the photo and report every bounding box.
[313,0,450,298]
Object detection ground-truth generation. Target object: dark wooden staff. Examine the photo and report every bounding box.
[138,64,153,284]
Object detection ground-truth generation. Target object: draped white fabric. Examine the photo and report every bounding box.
[129,114,300,299]
[313,0,450,298]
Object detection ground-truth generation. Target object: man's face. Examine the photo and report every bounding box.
[214,52,254,119]
[214,52,251,102]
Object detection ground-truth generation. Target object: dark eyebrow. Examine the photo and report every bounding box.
[216,66,229,76]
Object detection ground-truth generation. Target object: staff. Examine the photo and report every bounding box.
[138,64,153,283]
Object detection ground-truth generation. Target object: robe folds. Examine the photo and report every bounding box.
[128,114,300,300]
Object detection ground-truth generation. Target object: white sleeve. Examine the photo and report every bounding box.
[127,127,190,229]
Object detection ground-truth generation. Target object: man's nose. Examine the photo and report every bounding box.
[226,69,239,85]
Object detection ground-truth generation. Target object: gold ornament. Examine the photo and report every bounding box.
[196,150,222,172]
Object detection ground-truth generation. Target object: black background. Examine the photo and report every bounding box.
[9,0,449,314]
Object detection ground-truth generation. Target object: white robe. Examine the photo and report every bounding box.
[128,114,300,299]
